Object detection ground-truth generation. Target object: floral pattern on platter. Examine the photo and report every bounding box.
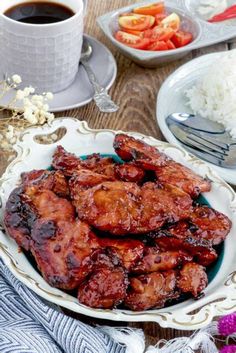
[0,117,236,330]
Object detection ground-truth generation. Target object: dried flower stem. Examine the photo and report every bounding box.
[0,75,55,158]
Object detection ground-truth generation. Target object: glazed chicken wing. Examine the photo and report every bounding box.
[25,187,75,222]
[70,174,193,235]
[70,179,141,235]
[154,228,218,267]
[4,187,37,251]
[80,153,117,179]
[163,206,231,247]
[114,133,168,168]
[70,168,113,188]
[4,170,69,250]
[78,267,127,309]
[10,186,100,289]
[53,145,145,183]
[52,146,116,178]
[190,206,232,245]
[125,271,178,311]
[114,134,211,198]
[114,163,145,183]
[154,162,210,199]
[21,169,69,197]
[4,181,74,252]
[132,247,192,274]
[97,237,144,271]
[139,182,192,231]
[78,250,128,309]
[52,145,80,176]
[177,263,208,298]
[31,217,99,289]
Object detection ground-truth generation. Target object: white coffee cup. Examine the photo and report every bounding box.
[0,0,86,93]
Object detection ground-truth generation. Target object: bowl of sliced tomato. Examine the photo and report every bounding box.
[97,0,201,67]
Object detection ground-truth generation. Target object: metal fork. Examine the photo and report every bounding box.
[169,123,236,169]
[180,126,236,152]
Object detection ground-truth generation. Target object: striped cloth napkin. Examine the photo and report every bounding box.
[0,259,126,353]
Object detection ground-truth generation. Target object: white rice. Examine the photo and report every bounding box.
[185,50,236,138]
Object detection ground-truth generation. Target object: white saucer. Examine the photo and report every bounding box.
[156,51,236,185]
[0,34,117,112]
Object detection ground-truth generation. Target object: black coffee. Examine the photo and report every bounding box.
[4,1,75,24]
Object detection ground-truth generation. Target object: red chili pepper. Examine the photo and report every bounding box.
[208,5,236,23]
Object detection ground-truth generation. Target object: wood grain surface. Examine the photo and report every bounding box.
[0,0,235,349]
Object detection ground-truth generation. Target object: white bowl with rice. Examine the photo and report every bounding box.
[156,49,236,184]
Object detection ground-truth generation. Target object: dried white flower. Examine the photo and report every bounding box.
[45,92,53,100]
[36,101,44,109]
[23,97,33,109]
[12,74,22,84]
[16,90,25,100]
[0,74,55,153]
[43,104,49,111]
[23,86,35,97]
[23,108,37,124]
[37,111,46,125]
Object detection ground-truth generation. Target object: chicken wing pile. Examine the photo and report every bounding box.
[4,134,232,311]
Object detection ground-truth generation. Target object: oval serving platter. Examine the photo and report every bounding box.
[97,0,236,67]
[0,117,236,330]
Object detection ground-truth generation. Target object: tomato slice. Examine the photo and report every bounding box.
[166,39,176,49]
[143,26,174,42]
[161,13,180,31]
[133,2,165,16]
[147,40,168,51]
[118,14,155,31]
[142,28,154,38]
[171,31,193,47]
[155,13,167,25]
[115,31,150,49]
[121,28,143,36]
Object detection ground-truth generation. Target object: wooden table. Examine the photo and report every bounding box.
[1,0,235,349]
